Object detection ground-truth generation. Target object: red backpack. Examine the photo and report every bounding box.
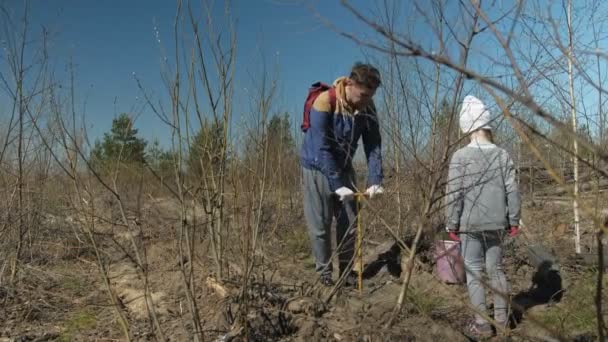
[301,82,337,132]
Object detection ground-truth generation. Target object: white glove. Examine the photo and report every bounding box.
[335,186,355,201]
[365,184,384,198]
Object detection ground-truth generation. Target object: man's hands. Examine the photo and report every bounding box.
[335,187,355,201]
[335,185,385,201]
[365,184,384,198]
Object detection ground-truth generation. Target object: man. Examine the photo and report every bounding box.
[300,62,385,287]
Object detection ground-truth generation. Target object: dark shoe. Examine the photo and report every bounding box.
[342,271,359,288]
[320,274,335,287]
[467,322,493,339]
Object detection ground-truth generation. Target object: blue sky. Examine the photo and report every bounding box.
[3,0,607,153]
[5,0,383,148]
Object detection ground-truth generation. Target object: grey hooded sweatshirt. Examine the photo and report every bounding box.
[445,141,520,232]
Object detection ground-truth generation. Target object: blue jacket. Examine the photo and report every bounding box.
[300,77,383,191]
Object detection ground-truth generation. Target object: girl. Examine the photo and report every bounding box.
[445,95,521,337]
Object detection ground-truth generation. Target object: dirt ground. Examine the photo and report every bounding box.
[0,194,606,341]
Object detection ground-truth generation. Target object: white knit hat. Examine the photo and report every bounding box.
[459,95,492,134]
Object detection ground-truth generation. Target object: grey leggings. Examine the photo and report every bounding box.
[302,167,357,277]
[461,231,509,324]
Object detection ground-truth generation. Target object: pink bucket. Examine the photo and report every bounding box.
[433,240,465,284]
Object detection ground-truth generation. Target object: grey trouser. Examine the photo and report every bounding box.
[461,231,509,324]
[302,167,357,277]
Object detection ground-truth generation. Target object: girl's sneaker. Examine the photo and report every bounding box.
[467,322,493,339]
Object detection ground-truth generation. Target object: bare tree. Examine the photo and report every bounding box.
[328,0,608,338]
[0,0,52,283]
[566,0,581,254]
